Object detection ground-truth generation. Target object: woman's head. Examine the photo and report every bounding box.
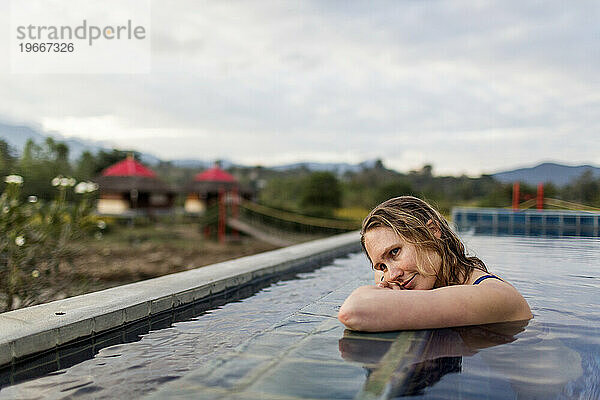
[361,196,486,288]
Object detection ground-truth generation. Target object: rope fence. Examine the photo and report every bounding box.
[517,197,600,211]
[198,201,360,239]
[240,201,360,230]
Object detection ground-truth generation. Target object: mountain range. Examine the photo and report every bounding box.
[1,121,598,185]
[0,122,162,165]
[490,162,600,187]
[0,121,382,174]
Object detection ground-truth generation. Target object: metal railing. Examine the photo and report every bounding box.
[452,207,600,237]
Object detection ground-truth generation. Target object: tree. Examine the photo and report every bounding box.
[563,170,600,206]
[17,139,72,200]
[300,172,342,217]
[478,183,513,208]
[373,159,385,170]
[75,151,97,180]
[421,164,433,177]
[0,139,16,183]
[259,176,305,211]
[374,180,413,205]
[93,149,137,175]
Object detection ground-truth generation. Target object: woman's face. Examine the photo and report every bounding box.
[363,226,441,290]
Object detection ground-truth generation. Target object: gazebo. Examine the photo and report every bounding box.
[95,155,175,215]
[184,165,252,214]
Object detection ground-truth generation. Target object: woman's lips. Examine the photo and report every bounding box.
[400,273,417,288]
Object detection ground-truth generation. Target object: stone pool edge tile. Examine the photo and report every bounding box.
[0,231,360,365]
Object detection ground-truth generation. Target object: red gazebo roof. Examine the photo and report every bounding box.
[194,166,236,182]
[101,157,157,178]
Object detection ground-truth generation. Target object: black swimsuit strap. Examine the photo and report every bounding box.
[473,274,503,285]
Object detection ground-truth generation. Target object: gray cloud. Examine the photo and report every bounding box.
[0,0,598,175]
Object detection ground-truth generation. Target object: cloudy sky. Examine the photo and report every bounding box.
[0,1,598,175]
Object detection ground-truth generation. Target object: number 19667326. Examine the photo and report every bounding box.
[19,42,74,52]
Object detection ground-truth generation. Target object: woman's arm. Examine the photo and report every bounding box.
[338,280,532,332]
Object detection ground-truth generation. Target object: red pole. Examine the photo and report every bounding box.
[512,182,520,210]
[536,183,544,210]
[218,186,226,243]
[232,186,239,239]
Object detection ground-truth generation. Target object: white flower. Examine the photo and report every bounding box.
[75,181,100,194]
[27,195,38,203]
[2,206,9,214]
[97,220,106,229]
[15,236,25,246]
[74,182,87,194]
[53,176,76,187]
[31,270,40,278]
[5,175,23,185]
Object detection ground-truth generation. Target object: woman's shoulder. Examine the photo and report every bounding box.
[466,269,504,285]
[464,269,533,321]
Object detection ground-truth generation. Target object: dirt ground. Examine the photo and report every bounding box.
[58,222,280,299]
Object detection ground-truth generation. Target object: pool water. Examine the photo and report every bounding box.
[1,235,599,399]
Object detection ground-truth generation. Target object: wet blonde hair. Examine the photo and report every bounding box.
[361,196,487,287]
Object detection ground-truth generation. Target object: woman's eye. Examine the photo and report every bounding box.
[390,248,400,256]
[374,264,386,272]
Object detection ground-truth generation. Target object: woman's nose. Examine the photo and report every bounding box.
[387,264,404,280]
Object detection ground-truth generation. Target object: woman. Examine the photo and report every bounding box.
[338,196,532,332]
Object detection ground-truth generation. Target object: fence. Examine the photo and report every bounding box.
[238,201,360,235]
[452,207,600,237]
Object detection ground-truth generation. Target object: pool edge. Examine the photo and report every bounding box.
[0,231,361,366]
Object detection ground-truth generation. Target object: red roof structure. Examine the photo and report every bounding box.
[194,166,236,182]
[101,157,156,178]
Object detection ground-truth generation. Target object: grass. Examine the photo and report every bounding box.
[32,220,280,306]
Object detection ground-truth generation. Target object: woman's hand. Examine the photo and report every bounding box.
[377,279,412,290]
[376,280,401,290]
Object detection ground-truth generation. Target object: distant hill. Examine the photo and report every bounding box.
[492,162,600,186]
[270,159,378,175]
[0,122,53,150]
[0,121,161,165]
[0,121,379,173]
[171,159,235,169]
[5,121,597,184]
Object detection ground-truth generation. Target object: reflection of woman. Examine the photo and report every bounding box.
[340,320,583,398]
[338,196,532,331]
[339,329,463,397]
[338,321,529,397]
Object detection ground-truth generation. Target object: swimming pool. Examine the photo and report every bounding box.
[1,235,599,399]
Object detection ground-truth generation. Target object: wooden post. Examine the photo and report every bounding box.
[537,183,544,210]
[218,186,226,243]
[232,186,239,239]
[512,182,520,210]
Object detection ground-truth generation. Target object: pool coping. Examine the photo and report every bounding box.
[0,231,361,366]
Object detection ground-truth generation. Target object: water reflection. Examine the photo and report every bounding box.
[340,320,584,398]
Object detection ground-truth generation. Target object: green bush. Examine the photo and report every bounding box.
[299,172,342,217]
[0,175,101,311]
[374,180,414,206]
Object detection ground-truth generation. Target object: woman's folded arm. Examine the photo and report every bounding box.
[338,281,532,332]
